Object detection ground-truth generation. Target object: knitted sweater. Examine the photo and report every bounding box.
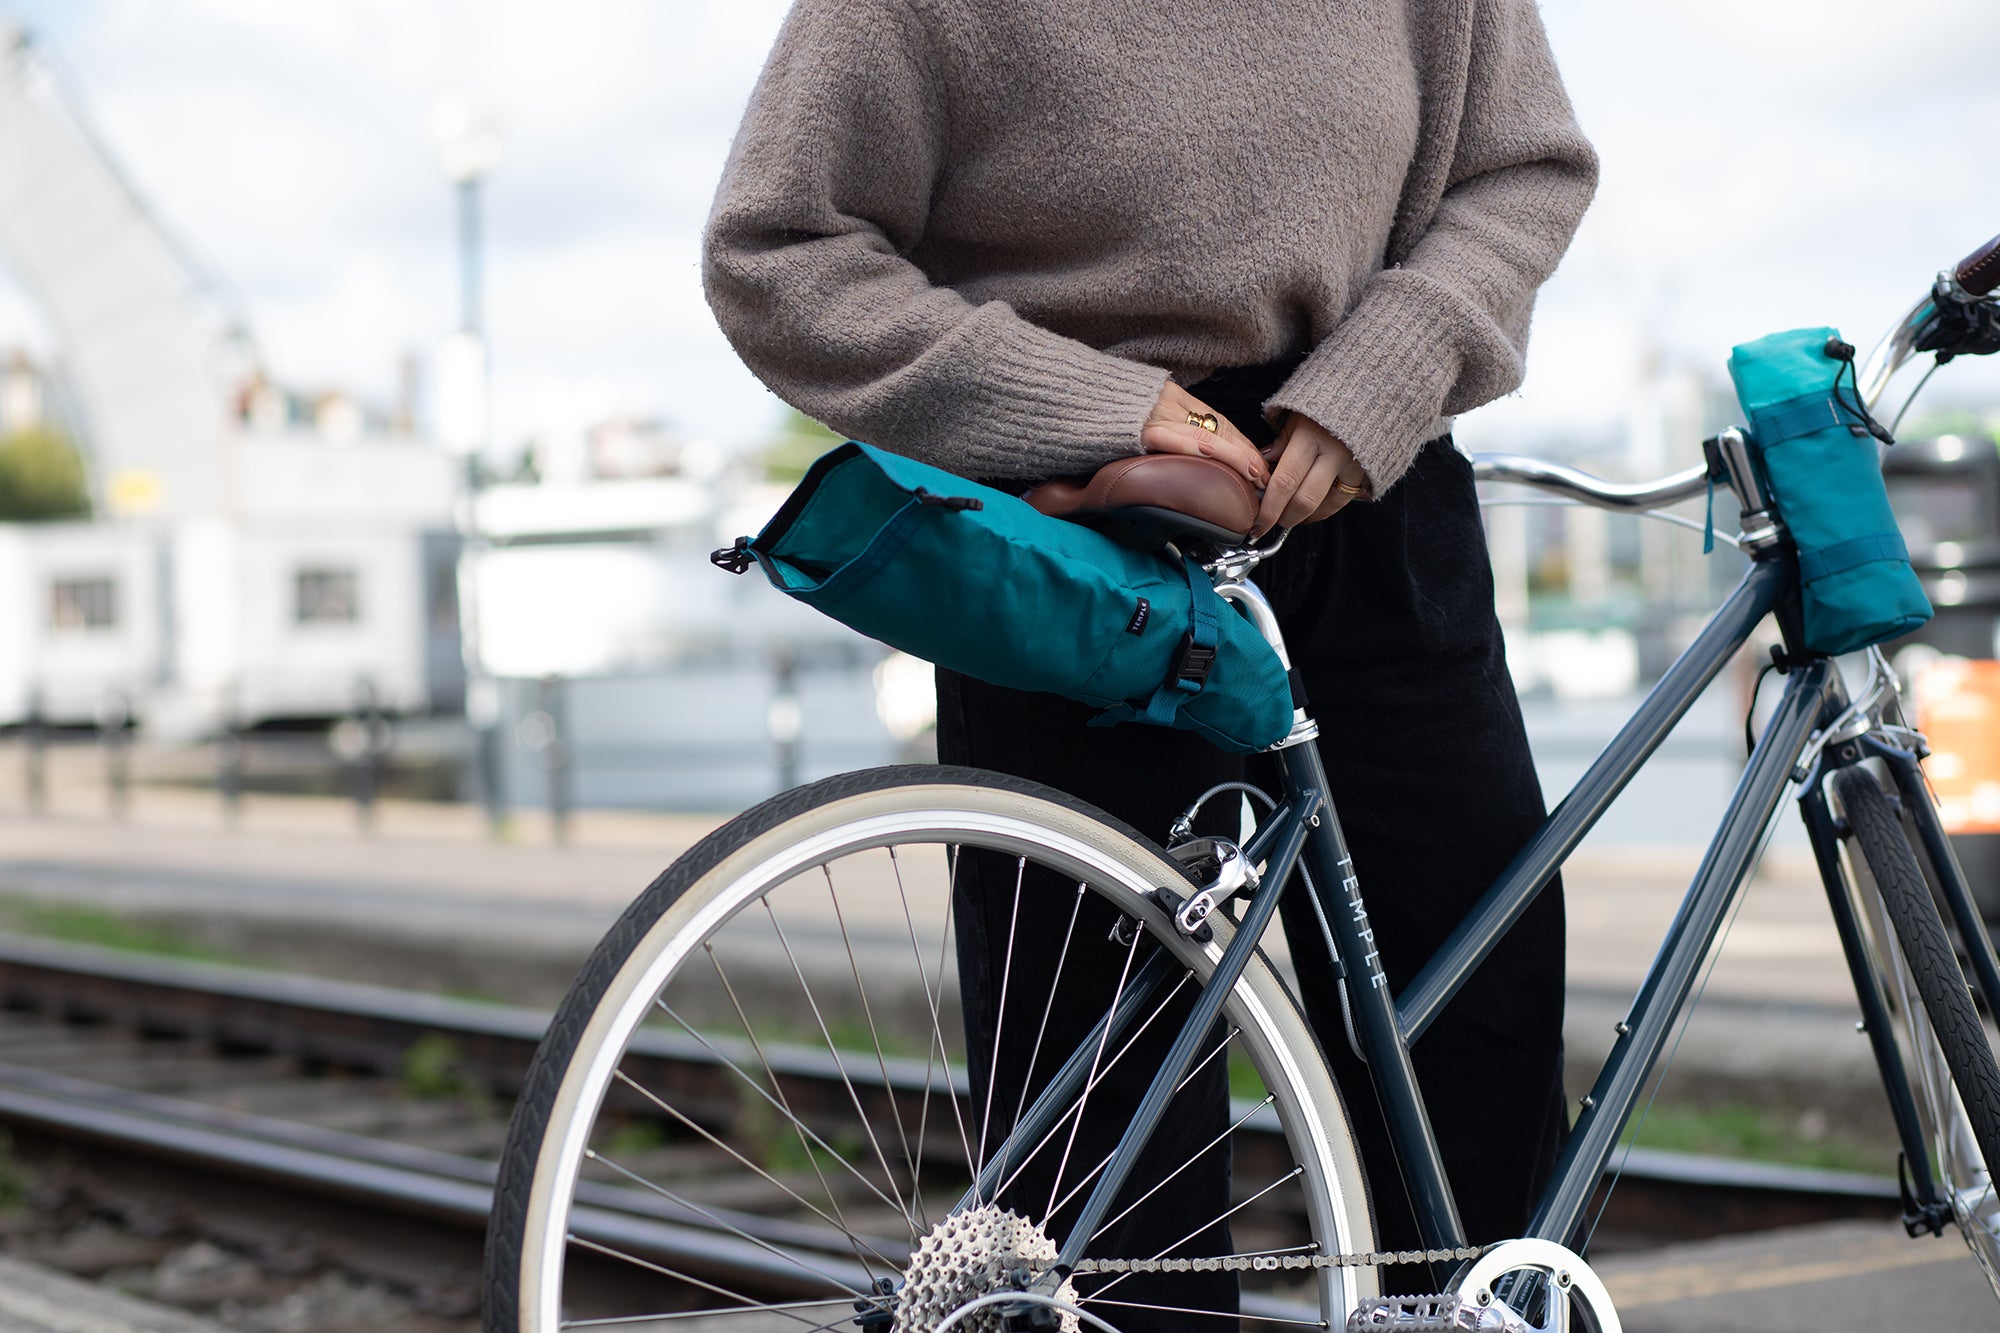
[703,0,1597,492]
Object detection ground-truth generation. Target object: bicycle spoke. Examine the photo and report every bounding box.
[930,846,977,1168]
[974,856,1029,1201]
[997,881,1087,1192]
[585,1148,874,1295]
[698,946,874,1261]
[563,1234,842,1330]
[823,858,926,1236]
[1047,927,1144,1221]
[991,971,1195,1206]
[890,843,976,1213]
[656,1001,913,1222]
[1045,1027,1245,1225]
[561,1297,851,1328]
[761,898,916,1231]
[1088,1095,1274,1243]
[608,1069,904,1274]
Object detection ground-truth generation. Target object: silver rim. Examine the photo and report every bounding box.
[511,781,1376,1331]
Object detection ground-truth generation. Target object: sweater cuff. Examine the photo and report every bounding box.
[1264,272,1464,494]
[944,311,1170,480]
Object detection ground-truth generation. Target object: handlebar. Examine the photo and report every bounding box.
[1955,231,2000,298]
[1470,454,1709,512]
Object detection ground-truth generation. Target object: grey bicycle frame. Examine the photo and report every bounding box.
[999,460,2000,1284]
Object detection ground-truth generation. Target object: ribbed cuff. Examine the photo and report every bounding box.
[1265,272,1465,495]
[932,306,1169,480]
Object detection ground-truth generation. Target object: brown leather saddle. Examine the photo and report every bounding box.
[1022,454,1259,547]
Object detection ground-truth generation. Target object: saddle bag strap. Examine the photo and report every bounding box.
[1089,557,1220,730]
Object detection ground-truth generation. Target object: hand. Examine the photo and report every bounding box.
[1139,382,1269,489]
[1253,412,1370,538]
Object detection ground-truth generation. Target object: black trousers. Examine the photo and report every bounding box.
[937,363,1569,1316]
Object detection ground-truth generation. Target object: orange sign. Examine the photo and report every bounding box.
[1916,659,2000,835]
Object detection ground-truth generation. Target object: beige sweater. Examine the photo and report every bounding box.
[704,0,1597,493]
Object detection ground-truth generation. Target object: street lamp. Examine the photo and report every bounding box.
[432,100,505,833]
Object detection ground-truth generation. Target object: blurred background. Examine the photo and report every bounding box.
[0,0,1995,831]
[0,6,1995,1330]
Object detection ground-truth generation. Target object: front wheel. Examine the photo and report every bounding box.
[1833,764,2000,1297]
[484,765,1377,1332]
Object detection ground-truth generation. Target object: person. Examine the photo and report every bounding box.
[703,0,1598,1315]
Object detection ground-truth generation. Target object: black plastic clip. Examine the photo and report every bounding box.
[1767,644,1810,676]
[1700,434,1728,484]
[913,488,984,512]
[710,538,756,575]
[852,1277,897,1329]
[1174,632,1217,689]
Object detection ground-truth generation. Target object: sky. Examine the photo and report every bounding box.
[2,0,1998,469]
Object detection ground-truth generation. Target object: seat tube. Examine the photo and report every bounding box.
[1277,739,1466,1248]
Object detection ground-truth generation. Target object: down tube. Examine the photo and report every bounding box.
[1279,740,1466,1249]
[1529,659,1835,1245]
[1397,556,1789,1044]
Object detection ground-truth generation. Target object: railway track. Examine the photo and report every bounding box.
[0,932,1903,1327]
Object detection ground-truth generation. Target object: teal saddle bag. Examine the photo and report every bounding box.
[1727,327,1933,655]
[712,442,1294,753]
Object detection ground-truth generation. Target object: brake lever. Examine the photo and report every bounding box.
[1915,281,2000,361]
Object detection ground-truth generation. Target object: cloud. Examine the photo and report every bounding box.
[1470,0,2000,450]
[0,0,1993,462]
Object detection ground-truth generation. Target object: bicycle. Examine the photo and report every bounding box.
[483,235,2000,1333]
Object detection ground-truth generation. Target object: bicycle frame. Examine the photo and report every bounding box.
[1011,484,2000,1287]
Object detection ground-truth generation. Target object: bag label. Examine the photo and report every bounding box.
[1125,599,1151,635]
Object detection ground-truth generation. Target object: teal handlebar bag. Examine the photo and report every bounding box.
[715,442,1293,753]
[1727,328,1932,654]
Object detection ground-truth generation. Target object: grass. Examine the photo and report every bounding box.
[1617,1100,1889,1175]
[399,1032,489,1108]
[1229,1048,1268,1103]
[599,1119,670,1157]
[0,897,240,964]
[0,1129,29,1211]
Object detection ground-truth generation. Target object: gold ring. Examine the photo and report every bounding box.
[1186,411,1218,433]
[1333,476,1369,497]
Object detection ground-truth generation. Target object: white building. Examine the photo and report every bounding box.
[0,27,460,735]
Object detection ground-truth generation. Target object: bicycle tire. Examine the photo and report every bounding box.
[1833,764,2000,1293]
[484,765,1377,1332]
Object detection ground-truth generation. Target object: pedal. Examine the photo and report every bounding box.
[1346,1293,1529,1332]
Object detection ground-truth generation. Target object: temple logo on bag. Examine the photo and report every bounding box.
[712,442,1293,753]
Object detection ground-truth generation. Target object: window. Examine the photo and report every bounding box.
[295,567,360,624]
[50,576,116,631]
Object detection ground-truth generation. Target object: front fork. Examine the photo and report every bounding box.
[1799,725,2000,1235]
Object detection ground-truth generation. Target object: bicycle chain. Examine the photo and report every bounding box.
[1070,1245,1487,1275]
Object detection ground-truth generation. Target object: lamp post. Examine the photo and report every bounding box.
[433,102,505,833]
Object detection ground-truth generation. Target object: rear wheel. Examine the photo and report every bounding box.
[1833,764,2000,1297]
[485,765,1377,1332]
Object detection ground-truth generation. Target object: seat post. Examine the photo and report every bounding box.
[1212,573,1319,749]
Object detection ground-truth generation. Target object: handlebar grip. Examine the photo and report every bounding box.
[1955,232,2000,297]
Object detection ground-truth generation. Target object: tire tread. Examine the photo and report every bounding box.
[1834,766,2000,1195]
